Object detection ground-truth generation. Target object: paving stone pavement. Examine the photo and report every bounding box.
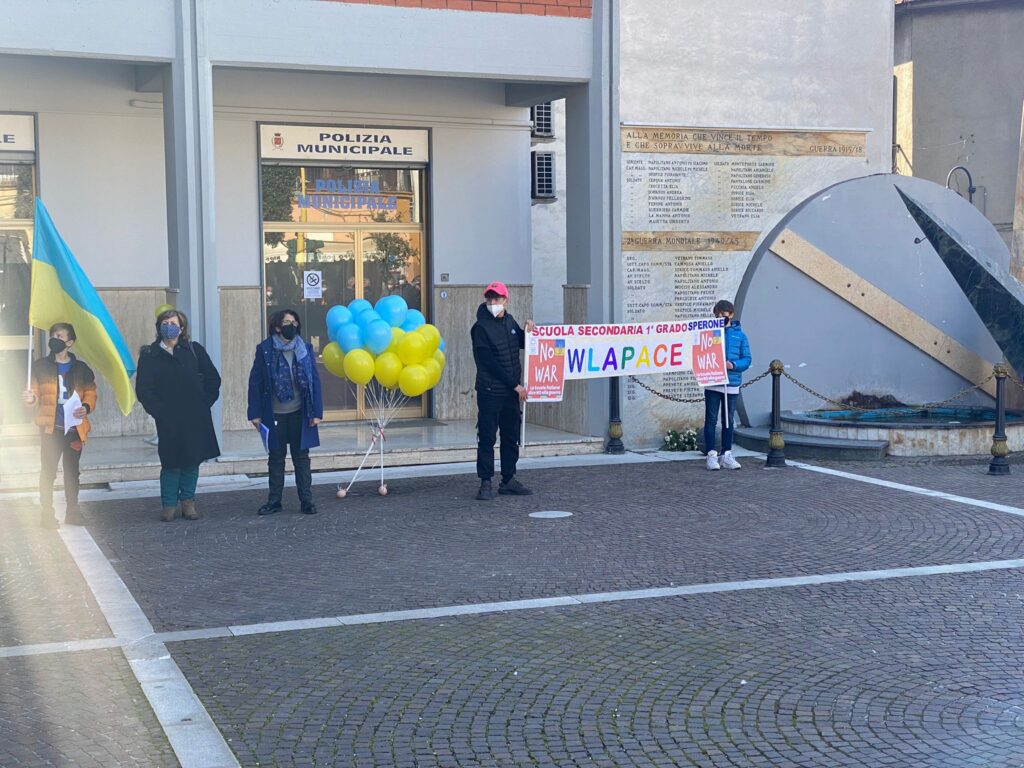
[81,460,1024,632]
[170,569,1024,768]
[0,502,111,646]
[814,454,1024,508]
[0,648,179,767]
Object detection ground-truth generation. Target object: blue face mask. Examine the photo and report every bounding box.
[160,322,182,340]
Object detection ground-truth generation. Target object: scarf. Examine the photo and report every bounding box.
[271,334,310,405]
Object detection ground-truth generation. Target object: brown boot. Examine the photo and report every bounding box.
[181,499,199,520]
[161,506,177,522]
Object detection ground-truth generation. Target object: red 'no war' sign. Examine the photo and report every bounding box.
[526,338,566,402]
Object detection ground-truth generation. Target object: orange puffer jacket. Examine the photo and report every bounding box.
[29,354,98,442]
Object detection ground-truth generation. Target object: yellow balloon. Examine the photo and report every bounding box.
[374,352,403,389]
[322,342,346,379]
[421,358,442,389]
[398,365,430,397]
[387,327,405,354]
[432,349,446,370]
[397,332,427,366]
[155,303,174,318]
[343,348,375,385]
[417,324,441,353]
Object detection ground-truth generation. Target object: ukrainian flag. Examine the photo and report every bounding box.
[29,198,137,415]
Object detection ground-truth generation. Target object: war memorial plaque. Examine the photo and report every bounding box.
[620,126,868,434]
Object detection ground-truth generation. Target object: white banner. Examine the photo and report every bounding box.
[525,319,730,403]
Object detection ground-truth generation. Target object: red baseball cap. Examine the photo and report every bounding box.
[484,281,509,298]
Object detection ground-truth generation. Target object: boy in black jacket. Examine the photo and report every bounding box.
[471,281,535,501]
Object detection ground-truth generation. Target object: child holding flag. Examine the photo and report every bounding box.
[703,300,751,471]
[22,323,97,528]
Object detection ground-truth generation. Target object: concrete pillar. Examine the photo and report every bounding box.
[1012,104,1024,282]
[564,0,619,439]
[162,0,221,431]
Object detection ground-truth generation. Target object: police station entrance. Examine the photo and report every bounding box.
[0,113,38,438]
[259,124,428,422]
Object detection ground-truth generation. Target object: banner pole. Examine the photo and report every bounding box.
[25,325,34,390]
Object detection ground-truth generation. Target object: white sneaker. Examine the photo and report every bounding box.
[720,451,741,470]
[706,450,720,471]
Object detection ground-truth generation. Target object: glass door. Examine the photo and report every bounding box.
[0,160,37,437]
[261,163,427,422]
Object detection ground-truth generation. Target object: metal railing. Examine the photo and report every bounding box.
[634,362,1016,474]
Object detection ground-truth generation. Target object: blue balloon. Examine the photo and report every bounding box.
[337,322,364,353]
[439,337,446,352]
[348,298,372,317]
[364,320,393,355]
[375,295,409,327]
[401,309,426,332]
[356,309,382,329]
[326,305,352,331]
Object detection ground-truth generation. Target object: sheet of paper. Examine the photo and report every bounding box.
[63,392,83,435]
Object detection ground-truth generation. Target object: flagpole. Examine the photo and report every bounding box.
[25,326,34,389]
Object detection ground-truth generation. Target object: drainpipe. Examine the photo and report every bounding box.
[946,165,976,205]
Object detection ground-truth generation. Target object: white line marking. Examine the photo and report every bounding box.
[149,558,1024,640]
[58,526,239,768]
[791,461,1024,518]
[0,636,122,659]
[8,557,1024,661]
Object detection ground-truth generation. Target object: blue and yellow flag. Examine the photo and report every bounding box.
[29,198,137,415]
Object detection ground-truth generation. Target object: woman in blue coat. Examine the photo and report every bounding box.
[247,309,323,515]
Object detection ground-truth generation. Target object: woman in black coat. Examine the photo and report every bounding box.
[136,309,221,522]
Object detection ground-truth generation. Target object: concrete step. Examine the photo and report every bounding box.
[734,427,888,461]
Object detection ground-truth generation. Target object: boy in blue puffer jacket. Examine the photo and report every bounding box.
[704,300,751,470]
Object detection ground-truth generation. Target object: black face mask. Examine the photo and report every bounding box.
[48,338,68,354]
[280,325,298,341]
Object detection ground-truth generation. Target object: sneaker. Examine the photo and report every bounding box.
[476,480,495,501]
[257,502,282,516]
[720,451,742,470]
[498,477,533,496]
[300,503,318,515]
[706,451,721,471]
[64,510,86,526]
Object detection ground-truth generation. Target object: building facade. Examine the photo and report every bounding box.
[2,0,897,449]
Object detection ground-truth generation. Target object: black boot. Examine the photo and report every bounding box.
[293,451,316,514]
[476,480,495,501]
[260,449,285,515]
[498,477,533,496]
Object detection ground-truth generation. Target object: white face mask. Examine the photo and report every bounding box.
[487,303,504,318]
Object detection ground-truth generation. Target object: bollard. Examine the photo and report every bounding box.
[766,360,787,468]
[988,363,1010,475]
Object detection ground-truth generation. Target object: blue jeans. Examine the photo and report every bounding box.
[704,390,739,454]
[160,465,200,508]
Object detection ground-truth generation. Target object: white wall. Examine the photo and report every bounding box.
[0,55,169,288]
[210,68,533,288]
[896,4,1024,244]
[530,100,568,324]
[620,0,894,173]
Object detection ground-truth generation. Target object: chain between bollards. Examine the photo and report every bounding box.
[988,363,1011,475]
[765,359,787,468]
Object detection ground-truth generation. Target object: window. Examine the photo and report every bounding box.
[532,151,556,200]
[531,103,554,139]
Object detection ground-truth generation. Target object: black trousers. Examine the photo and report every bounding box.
[40,428,82,515]
[476,392,521,482]
[267,410,312,505]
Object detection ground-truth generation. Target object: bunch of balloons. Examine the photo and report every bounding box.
[321,295,446,398]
